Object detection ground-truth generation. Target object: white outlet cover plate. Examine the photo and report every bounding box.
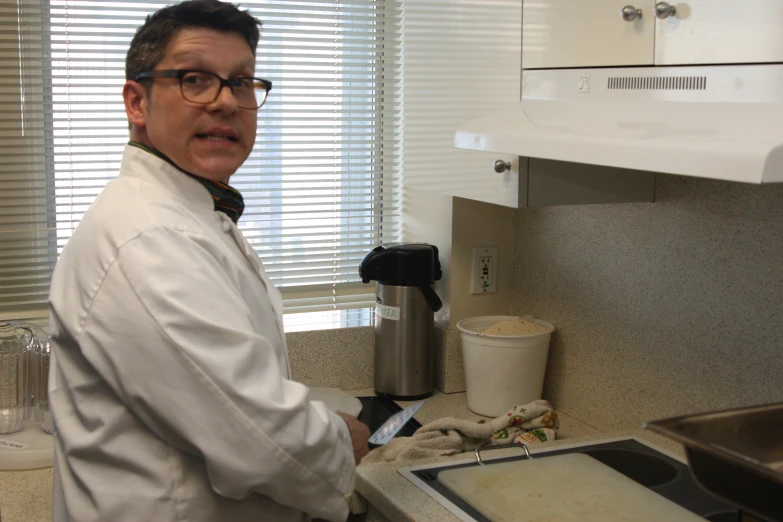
[471,246,498,294]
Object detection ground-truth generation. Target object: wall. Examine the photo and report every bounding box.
[402,193,516,329]
[449,197,515,327]
[402,191,516,393]
[401,187,454,326]
[512,173,783,432]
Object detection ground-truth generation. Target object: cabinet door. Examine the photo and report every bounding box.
[402,0,520,208]
[523,0,654,69]
[655,0,783,65]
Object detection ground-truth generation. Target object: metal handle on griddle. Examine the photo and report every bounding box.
[474,441,533,466]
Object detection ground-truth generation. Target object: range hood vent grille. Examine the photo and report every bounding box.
[607,75,707,91]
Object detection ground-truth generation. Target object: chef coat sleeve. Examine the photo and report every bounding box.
[75,224,355,522]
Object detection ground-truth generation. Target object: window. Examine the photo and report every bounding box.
[1,0,401,331]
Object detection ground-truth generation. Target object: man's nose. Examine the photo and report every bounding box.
[209,84,239,112]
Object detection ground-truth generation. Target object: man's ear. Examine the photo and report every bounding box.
[123,80,148,129]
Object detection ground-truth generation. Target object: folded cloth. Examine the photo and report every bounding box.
[362,400,559,464]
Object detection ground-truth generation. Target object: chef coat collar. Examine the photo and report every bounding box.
[128,141,245,224]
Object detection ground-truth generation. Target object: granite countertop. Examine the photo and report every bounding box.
[349,389,688,522]
[0,466,52,522]
[0,389,686,522]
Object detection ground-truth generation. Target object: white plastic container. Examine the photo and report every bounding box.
[457,315,555,417]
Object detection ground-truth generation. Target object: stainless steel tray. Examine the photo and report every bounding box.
[645,403,783,522]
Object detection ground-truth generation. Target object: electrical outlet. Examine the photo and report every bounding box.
[471,246,498,294]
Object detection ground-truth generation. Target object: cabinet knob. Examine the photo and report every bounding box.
[493,160,511,173]
[655,2,676,19]
[621,5,642,21]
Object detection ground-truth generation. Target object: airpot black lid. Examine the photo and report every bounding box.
[358,243,442,287]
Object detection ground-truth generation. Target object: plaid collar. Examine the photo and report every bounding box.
[128,141,244,223]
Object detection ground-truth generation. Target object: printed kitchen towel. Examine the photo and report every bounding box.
[362,400,558,464]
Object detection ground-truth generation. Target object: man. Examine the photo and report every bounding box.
[47,1,370,520]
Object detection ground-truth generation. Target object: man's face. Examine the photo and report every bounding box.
[128,28,258,182]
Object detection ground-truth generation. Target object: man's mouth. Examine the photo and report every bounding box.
[195,133,238,142]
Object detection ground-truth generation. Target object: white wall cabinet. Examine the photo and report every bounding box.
[401,0,521,208]
[403,0,658,208]
[655,0,783,65]
[524,0,783,69]
[522,0,654,69]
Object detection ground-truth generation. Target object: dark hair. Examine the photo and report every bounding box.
[126,0,261,81]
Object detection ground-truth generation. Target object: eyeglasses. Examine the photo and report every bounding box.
[135,69,272,109]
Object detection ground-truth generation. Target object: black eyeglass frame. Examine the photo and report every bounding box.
[134,69,273,109]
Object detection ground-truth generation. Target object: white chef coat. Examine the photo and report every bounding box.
[48,144,356,522]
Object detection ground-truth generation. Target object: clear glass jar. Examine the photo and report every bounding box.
[28,325,52,434]
[0,323,32,434]
[7,322,52,434]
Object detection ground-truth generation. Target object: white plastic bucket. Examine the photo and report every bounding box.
[457,315,555,417]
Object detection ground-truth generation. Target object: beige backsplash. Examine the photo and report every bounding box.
[286,327,374,390]
[511,173,783,432]
[290,172,783,417]
[434,325,466,393]
[287,324,469,395]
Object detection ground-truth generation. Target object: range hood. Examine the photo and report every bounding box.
[455,64,783,184]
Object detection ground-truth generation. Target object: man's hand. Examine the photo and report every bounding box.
[336,412,371,465]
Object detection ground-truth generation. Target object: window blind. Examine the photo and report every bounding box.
[1,0,402,329]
